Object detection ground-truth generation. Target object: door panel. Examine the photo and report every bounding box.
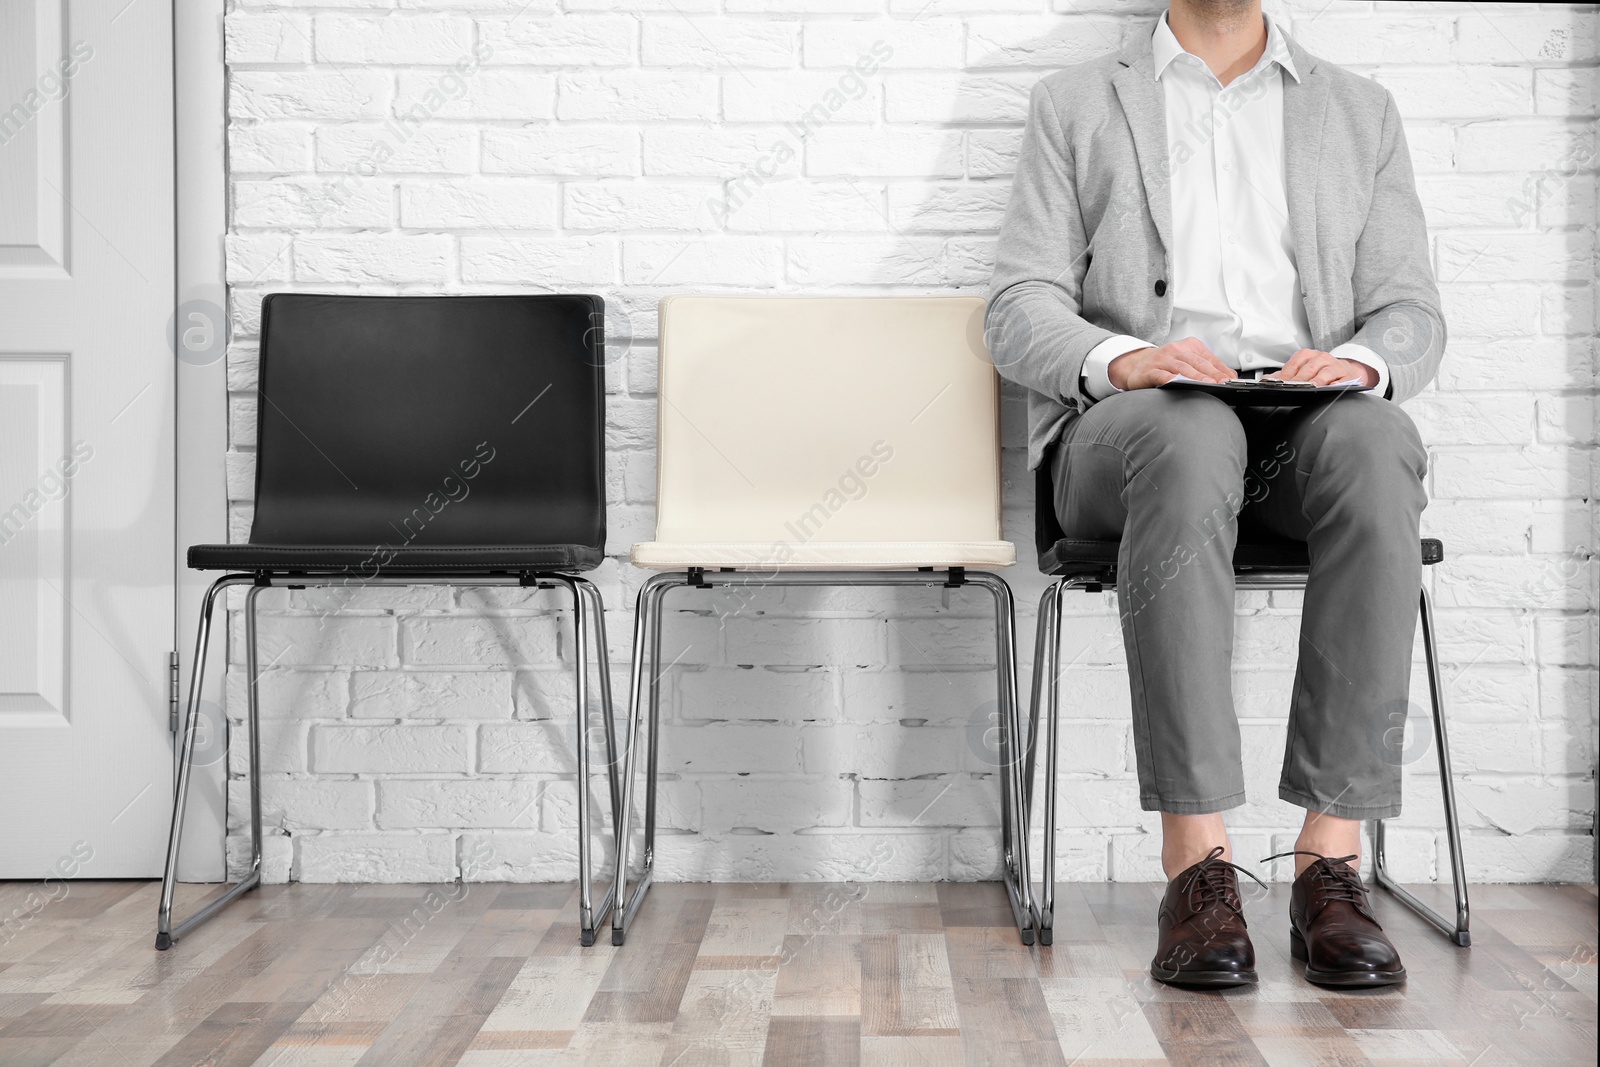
[0,0,175,877]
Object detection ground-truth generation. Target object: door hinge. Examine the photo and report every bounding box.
[168,651,180,733]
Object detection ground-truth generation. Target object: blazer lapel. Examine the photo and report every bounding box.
[1281,39,1329,340]
[1111,37,1173,256]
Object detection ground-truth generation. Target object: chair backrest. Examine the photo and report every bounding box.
[652,295,1001,545]
[249,293,605,549]
[1034,460,1067,558]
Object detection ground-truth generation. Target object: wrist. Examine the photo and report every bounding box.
[1109,347,1156,391]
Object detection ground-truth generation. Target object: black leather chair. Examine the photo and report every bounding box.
[158,293,620,949]
[1027,464,1470,948]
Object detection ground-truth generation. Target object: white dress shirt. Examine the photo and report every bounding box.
[1081,10,1390,400]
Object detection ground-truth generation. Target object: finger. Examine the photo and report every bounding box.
[1203,353,1236,381]
[1169,346,1230,382]
[1313,363,1350,386]
[1275,350,1312,379]
[1278,354,1329,382]
[1167,356,1223,383]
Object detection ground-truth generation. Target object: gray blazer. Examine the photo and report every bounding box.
[987,19,1446,471]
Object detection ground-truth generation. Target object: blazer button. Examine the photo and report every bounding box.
[1154,279,1167,297]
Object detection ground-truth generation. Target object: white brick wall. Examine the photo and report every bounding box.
[221,0,1598,886]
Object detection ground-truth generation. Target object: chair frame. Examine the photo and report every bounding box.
[1028,570,1471,948]
[156,570,621,950]
[609,566,1037,946]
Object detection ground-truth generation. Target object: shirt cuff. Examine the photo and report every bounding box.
[1081,334,1157,400]
[1331,341,1391,399]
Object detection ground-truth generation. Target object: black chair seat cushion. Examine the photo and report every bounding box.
[1038,535,1444,578]
[1033,462,1444,578]
[188,542,603,574]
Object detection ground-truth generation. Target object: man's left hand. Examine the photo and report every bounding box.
[1271,349,1379,388]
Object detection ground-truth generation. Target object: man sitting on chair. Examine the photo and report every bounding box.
[987,0,1443,988]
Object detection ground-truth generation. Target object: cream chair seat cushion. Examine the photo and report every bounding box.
[630,540,1015,570]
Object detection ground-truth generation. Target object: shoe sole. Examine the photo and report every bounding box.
[1290,928,1407,987]
[1149,966,1259,989]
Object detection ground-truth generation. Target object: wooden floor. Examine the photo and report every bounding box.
[0,879,1593,1066]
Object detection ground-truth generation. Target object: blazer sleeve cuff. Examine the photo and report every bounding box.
[1331,341,1392,399]
[1080,334,1155,400]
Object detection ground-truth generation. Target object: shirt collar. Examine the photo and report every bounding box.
[1151,9,1300,85]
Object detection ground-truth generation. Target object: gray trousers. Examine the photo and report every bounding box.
[1051,389,1429,819]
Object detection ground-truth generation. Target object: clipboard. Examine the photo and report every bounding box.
[1158,375,1368,406]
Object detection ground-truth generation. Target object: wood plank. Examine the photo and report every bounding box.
[761,1016,859,1067]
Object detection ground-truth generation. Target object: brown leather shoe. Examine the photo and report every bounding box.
[1280,851,1407,987]
[1150,846,1263,988]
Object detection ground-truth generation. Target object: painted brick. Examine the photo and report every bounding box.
[233,179,393,229]
[313,15,474,65]
[482,127,637,176]
[229,124,313,174]
[884,74,1034,124]
[226,13,314,66]
[478,17,637,66]
[677,666,841,724]
[314,125,476,174]
[557,73,719,122]
[234,779,374,832]
[400,181,559,229]
[806,128,965,178]
[459,234,618,285]
[402,616,563,667]
[294,235,453,284]
[232,72,391,121]
[226,669,350,720]
[248,616,398,669]
[643,126,803,180]
[646,18,798,68]
[350,671,515,720]
[296,832,458,883]
[396,70,556,120]
[377,779,540,829]
[1287,14,1453,65]
[564,182,721,231]
[310,724,473,774]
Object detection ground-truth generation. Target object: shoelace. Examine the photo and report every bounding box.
[1263,849,1378,921]
[1179,845,1267,918]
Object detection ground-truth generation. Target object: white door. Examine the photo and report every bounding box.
[0,0,175,876]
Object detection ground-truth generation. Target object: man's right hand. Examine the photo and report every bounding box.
[1108,337,1235,390]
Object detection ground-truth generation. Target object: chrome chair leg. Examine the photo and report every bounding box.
[1030,576,1100,948]
[1035,579,1068,945]
[970,572,1035,945]
[1372,586,1471,947]
[156,574,262,950]
[612,572,681,945]
[1023,586,1052,817]
[549,574,619,946]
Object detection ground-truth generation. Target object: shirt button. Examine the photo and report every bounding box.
[1222,161,1230,170]
[1228,235,1237,244]
[1154,279,1167,296]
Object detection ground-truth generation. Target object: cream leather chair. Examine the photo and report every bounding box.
[612,294,1033,945]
